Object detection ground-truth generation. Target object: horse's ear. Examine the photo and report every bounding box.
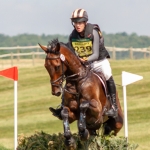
[55,42,60,53]
[38,43,48,52]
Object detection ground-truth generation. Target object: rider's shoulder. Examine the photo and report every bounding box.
[93,24,101,31]
[92,24,102,37]
[86,23,101,33]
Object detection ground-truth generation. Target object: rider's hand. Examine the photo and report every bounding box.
[79,57,88,62]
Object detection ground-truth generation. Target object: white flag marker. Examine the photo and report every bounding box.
[122,71,143,86]
[122,71,143,141]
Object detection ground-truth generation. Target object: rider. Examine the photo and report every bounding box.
[50,8,118,118]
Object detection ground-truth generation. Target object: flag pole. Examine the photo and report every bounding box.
[14,80,18,150]
[122,71,143,143]
[0,67,18,150]
[123,85,128,141]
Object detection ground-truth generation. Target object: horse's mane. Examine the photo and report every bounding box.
[47,38,85,68]
[47,39,59,54]
[47,38,76,55]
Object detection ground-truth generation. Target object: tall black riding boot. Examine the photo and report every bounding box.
[49,96,64,120]
[49,105,63,120]
[105,76,118,118]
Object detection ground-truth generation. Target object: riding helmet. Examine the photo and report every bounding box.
[71,8,88,23]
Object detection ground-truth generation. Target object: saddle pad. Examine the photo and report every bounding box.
[93,72,107,96]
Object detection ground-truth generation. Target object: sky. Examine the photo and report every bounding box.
[0,0,150,36]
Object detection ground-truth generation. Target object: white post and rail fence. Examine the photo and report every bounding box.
[0,45,150,68]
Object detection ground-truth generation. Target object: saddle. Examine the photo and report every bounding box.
[91,71,112,118]
[92,71,109,96]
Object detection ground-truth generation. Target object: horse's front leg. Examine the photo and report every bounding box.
[78,101,90,141]
[61,107,76,149]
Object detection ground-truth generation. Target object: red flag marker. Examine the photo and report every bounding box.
[0,66,18,149]
[0,66,18,81]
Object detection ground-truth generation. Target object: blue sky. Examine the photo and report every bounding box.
[0,0,150,36]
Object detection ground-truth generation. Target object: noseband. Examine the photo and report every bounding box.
[46,55,65,89]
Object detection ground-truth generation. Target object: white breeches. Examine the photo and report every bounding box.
[90,58,112,80]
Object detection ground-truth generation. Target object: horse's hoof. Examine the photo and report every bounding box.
[90,130,97,136]
[103,123,112,135]
[64,131,71,139]
[80,129,89,141]
[65,137,76,150]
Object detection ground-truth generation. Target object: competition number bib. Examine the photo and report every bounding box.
[72,39,92,57]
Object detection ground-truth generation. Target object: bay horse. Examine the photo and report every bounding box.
[39,39,123,149]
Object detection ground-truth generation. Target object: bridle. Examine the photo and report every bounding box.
[46,54,66,90]
[46,51,89,95]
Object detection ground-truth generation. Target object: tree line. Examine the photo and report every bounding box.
[0,32,150,48]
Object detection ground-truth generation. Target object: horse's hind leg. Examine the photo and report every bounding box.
[103,115,123,136]
[78,101,90,141]
[61,107,76,149]
[103,107,123,136]
[103,92,123,136]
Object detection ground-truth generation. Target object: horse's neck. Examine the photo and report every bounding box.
[61,46,85,75]
[68,57,85,75]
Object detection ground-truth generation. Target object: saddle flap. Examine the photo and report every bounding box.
[93,72,108,97]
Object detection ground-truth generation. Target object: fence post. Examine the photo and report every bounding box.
[36,46,39,59]
[143,48,146,59]
[0,58,4,69]
[17,46,20,62]
[11,53,14,66]
[147,47,150,58]
[129,47,133,59]
[112,46,116,60]
[32,52,35,66]
[2,59,4,69]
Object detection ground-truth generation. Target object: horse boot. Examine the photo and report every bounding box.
[105,76,118,118]
[49,105,63,120]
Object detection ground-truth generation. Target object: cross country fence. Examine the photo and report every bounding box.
[0,45,150,68]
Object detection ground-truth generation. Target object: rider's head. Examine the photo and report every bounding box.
[70,8,88,33]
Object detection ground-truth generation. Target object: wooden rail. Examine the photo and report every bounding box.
[0,46,150,68]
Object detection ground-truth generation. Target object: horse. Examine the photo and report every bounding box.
[39,39,123,149]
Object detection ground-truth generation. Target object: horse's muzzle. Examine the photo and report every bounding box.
[52,91,61,96]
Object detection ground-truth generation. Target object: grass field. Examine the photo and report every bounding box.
[0,59,150,150]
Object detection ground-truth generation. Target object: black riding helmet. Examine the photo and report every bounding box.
[70,8,88,23]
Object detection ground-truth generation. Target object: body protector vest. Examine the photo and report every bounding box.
[69,23,110,60]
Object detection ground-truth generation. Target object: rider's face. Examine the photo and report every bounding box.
[74,22,86,33]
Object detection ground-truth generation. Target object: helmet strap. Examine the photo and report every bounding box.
[71,21,87,37]
[79,30,85,37]
[71,21,75,28]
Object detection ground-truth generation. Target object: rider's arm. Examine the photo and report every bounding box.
[66,34,77,54]
[87,29,100,62]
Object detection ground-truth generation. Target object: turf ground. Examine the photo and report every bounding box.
[0,59,150,150]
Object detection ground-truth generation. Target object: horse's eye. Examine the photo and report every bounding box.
[55,66,60,72]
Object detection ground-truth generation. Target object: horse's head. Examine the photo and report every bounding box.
[39,39,66,96]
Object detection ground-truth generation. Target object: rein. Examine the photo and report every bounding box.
[64,67,90,99]
[66,67,89,82]
[45,51,89,99]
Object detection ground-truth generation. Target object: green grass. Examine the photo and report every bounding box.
[0,59,150,150]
